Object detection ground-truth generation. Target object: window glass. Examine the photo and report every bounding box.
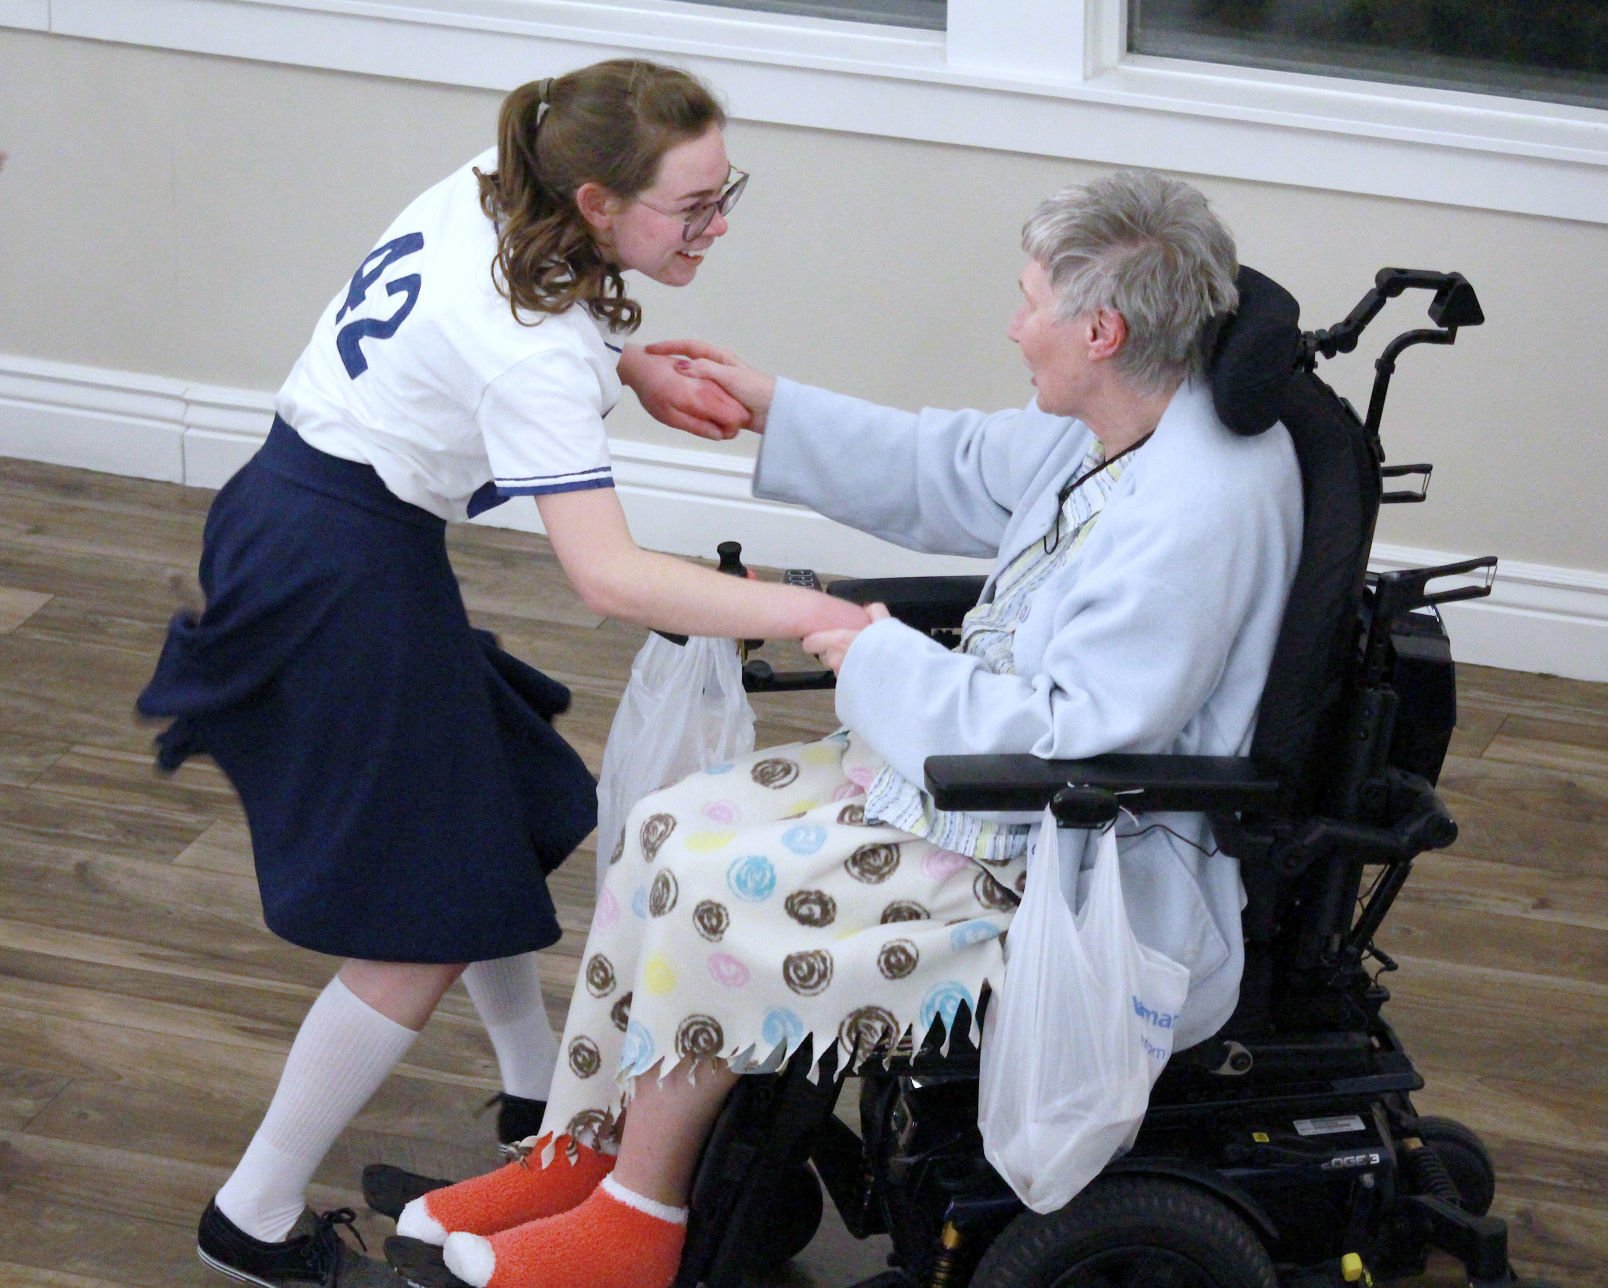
[691,0,944,29]
[1130,0,1607,110]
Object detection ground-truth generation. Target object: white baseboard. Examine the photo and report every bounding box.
[3,352,1604,682]
[0,358,190,481]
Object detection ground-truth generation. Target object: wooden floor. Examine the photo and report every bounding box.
[0,457,1601,1287]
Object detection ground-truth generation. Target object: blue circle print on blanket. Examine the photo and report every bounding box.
[949,919,1002,950]
[727,854,777,901]
[920,981,975,1033]
[620,1020,656,1076]
[782,824,828,856]
[761,1007,806,1051]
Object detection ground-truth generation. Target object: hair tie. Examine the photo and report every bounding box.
[528,78,554,141]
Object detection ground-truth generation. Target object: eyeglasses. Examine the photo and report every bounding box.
[635,167,748,242]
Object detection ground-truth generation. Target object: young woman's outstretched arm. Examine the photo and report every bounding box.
[535,485,870,639]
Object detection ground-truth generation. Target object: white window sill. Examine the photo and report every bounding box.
[16,0,1608,223]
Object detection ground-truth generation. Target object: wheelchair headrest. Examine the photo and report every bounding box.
[1207,266,1303,436]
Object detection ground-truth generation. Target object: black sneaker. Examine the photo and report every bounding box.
[358,1164,453,1224]
[360,1093,546,1220]
[489,1091,547,1144]
[197,1199,396,1287]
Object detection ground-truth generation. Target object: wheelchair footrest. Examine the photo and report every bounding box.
[1405,1194,1511,1284]
[384,1236,469,1288]
[811,1112,888,1239]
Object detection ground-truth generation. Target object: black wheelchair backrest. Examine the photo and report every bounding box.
[1252,370,1381,814]
[1212,268,1383,817]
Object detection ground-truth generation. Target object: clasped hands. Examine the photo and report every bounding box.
[620,340,775,440]
[802,601,890,673]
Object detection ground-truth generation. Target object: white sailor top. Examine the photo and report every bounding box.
[276,147,621,522]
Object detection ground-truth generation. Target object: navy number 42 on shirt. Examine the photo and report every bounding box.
[335,233,424,378]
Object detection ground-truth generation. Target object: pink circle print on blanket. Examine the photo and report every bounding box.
[707,952,751,988]
[921,849,972,881]
[592,885,621,932]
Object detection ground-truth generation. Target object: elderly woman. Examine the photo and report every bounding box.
[396,169,1302,1288]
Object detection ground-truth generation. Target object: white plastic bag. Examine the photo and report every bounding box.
[978,807,1191,1213]
[593,633,756,893]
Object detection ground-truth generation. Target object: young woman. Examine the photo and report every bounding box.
[137,59,868,1288]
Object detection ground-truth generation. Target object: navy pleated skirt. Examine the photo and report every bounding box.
[137,418,597,963]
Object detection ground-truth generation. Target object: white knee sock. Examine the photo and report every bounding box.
[215,974,417,1241]
[463,953,559,1102]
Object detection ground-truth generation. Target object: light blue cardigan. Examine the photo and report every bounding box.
[753,376,1303,1047]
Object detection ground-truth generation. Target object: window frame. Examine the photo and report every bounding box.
[14,0,1606,224]
[690,0,945,31]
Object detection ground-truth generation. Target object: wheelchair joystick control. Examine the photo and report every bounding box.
[715,541,763,656]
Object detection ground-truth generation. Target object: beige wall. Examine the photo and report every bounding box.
[2,31,1604,571]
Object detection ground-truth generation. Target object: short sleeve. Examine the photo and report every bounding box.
[477,344,615,497]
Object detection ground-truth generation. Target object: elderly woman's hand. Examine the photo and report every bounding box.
[802,602,891,674]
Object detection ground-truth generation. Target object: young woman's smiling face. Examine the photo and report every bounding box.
[596,126,734,287]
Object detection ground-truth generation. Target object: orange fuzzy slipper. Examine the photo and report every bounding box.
[394,1136,614,1245]
[443,1177,686,1288]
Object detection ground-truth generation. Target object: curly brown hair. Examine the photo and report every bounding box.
[475,60,725,334]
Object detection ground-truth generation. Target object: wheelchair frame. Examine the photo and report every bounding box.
[674,270,1555,1288]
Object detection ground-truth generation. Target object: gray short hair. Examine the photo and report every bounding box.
[1022,170,1239,395]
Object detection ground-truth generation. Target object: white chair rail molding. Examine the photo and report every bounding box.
[1,352,1604,683]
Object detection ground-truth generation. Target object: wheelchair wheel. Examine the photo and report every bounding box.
[1413,1115,1496,1215]
[971,1176,1276,1288]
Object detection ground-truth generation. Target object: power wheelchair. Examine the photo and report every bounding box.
[383,265,1547,1288]
[666,265,1557,1288]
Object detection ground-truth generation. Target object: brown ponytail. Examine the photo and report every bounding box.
[476,60,725,333]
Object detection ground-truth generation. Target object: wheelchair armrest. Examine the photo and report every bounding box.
[828,575,987,636]
[741,658,836,693]
[924,752,1283,815]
